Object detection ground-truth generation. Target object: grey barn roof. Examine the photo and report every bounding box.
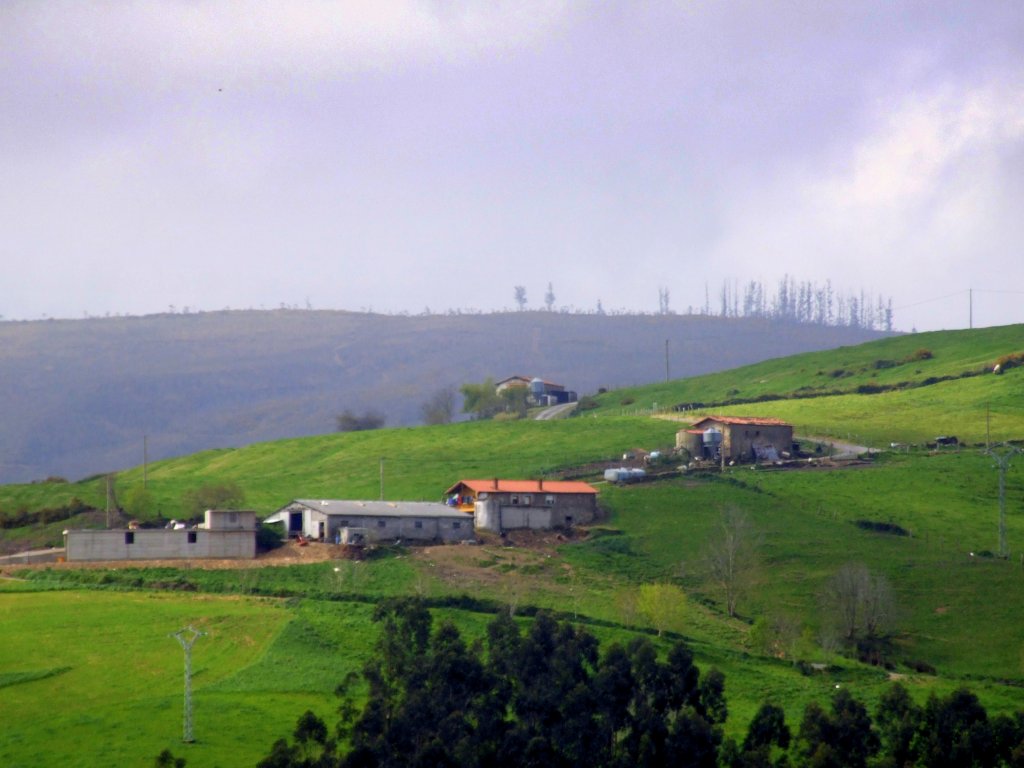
[272,499,470,520]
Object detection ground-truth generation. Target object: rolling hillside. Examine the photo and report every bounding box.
[2,325,1023,767]
[0,309,887,484]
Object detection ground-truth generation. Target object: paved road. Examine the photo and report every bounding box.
[535,402,578,420]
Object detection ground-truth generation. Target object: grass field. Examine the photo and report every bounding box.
[2,325,1024,766]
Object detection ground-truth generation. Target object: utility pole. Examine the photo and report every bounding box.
[171,626,206,743]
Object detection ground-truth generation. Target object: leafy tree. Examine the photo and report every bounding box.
[636,582,687,636]
[514,285,527,311]
[795,688,878,768]
[916,688,994,768]
[122,485,155,519]
[335,409,386,432]
[262,599,727,768]
[459,379,504,420]
[181,480,245,518]
[874,682,920,768]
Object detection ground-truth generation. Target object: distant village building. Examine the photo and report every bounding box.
[64,509,258,561]
[677,416,794,462]
[495,376,577,406]
[264,499,474,545]
[446,479,598,534]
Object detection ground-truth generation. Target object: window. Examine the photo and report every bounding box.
[187,531,197,544]
[125,532,134,544]
[377,520,386,528]
[414,521,423,529]
[228,512,238,523]
[340,520,349,526]
[511,495,520,505]
[545,494,556,506]
[453,521,462,529]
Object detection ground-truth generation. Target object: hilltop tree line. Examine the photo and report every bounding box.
[508,277,894,331]
[252,599,1024,768]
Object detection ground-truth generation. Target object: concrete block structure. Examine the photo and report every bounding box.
[445,479,598,534]
[64,509,258,561]
[265,499,474,544]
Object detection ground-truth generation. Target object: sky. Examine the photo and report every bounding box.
[2,1,1022,332]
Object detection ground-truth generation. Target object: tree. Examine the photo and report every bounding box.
[335,409,385,432]
[182,480,245,518]
[420,386,456,425]
[796,688,879,768]
[874,683,921,768]
[262,601,727,768]
[544,282,555,311]
[514,285,527,311]
[820,563,897,661]
[122,485,155,519]
[705,507,760,618]
[459,378,504,420]
[636,583,687,636]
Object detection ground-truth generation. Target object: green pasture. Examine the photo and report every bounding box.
[1,417,680,529]
[594,324,1023,418]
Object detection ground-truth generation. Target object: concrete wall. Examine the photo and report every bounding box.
[66,529,256,561]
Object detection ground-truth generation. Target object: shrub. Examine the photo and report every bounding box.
[620,396,635,405]
[906,348,933,361]
[993,351,1024,373]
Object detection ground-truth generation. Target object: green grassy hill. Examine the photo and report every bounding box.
[2,325,1023,767]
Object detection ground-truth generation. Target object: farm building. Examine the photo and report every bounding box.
[264,499,474,544]
[678,416,794,463]
[446,479,598,534]
[64,509,258,561]
[495,375,577,406]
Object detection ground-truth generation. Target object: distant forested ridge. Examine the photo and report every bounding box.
[0,309,888,483]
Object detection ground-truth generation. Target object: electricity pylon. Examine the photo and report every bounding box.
[171,626,206,743]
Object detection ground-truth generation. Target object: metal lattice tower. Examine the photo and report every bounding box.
[171,626,206,743]
[986,445,1021,558]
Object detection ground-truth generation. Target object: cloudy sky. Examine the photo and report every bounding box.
[2,1,1022,331]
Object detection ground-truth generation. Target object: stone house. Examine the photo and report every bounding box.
[678,416,794,462]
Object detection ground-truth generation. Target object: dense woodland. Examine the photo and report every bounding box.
[251,600,1024,768]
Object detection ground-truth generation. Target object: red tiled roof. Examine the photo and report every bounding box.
[691,415,792,427]
[446,479,597,495]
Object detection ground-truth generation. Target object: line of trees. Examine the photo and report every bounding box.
[254,600,1024,768]
[696,276,894,331]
